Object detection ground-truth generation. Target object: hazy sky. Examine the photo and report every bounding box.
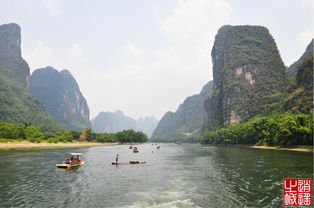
[1,0,313,120]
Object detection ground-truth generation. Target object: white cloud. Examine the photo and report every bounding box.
[24,0,233,120]
[124,43,146,63]
[153,7,162,23]
[86,0,232,119]
[297,29,314,48]
[302,0,314,9]
[67,43,82,60]
[24,41,58,70]
[25,41,85,72]
[43,0,61,16]
[157,0,232,80]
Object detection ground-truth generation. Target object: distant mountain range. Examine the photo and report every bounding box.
[92,110,158,137]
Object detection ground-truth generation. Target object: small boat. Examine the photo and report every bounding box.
[129,145,133,149]
[175,141,182,145]
[112,161,146,165]
[133,147,139,153]
[56,153,84,168]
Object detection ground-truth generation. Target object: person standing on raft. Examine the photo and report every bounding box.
[116,154,119,163]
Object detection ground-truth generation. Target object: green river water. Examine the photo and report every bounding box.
[0,143,312,207]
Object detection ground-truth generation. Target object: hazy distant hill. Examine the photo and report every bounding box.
[203,25,288,130]
[29,66,91,130]
[136,116,159,137]
[92,110,158,137]
[152,81,213,139]
[0,23,62,131]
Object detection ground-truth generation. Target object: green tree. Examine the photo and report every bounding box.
[24,126,45,143]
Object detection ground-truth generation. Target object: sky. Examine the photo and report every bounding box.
[1,0,313,120]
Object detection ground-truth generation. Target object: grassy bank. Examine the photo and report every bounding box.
[0,140,119,149]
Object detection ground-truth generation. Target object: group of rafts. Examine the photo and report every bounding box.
[56,144,161,168]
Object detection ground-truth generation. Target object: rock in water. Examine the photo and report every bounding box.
[204,25,288,129]
[29,66,91,130]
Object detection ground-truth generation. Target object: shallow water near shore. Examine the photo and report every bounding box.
[0,143,312,207]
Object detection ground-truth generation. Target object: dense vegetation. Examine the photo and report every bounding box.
[0,72,64,132]
[284,55,313,114]
[0,122,147,143]
[152,81,213,139]
[200,114,313,146]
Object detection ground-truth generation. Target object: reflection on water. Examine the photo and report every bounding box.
[0,144,312,207]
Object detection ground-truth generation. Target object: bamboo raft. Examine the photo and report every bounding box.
[112,161,146,165]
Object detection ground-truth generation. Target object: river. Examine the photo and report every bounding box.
[0,144,312,207]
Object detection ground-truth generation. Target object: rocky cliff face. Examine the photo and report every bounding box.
[152,81,213,139]
[0,23,29,87]
[29,67,91,130]
[92,110,158,137]
[0,23,61,130]
[287,39,313,77]
[204,25,287,129]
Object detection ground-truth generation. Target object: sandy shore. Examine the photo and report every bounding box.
[0,141,119,149]
[247,145,313,152]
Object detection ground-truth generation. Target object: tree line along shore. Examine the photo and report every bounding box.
[0,122,148,149]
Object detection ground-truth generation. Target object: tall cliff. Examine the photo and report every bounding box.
[287,39,313,77]
[0,24,29,87]
[152,81,213,139]
[204,25,287,130]
[0,23,62,131]
[29,66,91,130]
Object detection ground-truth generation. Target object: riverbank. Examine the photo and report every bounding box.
[245,145,313,152]
[0,141,119,149]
